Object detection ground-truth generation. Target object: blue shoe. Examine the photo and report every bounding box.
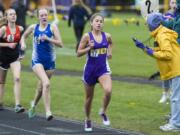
[28,101,36,118]
[28,107,36,118]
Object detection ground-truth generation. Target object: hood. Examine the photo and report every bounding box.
[147,12,163,31]
[151,25,178,39]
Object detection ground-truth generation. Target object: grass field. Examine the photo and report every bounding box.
[3,13,179,135]
[4,71,174,135]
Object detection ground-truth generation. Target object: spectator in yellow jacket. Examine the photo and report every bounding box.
[133,12,180,132]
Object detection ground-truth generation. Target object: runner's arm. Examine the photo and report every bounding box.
[20,24,35,50]
[106,33,113,59]
[48,24,63,47]
[77,33,93,57]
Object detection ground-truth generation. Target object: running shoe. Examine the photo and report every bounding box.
[15,104,25,113]
[99,109,110,126]
[46,111,53,121]
[84,120,92,132]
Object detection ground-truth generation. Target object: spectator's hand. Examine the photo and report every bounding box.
[9,43,17,49]
[132,38,145,49]
[145,47,154,55]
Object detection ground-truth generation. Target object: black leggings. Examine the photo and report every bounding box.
[73,25,85,51]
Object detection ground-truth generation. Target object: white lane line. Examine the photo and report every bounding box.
[0,124,45,135]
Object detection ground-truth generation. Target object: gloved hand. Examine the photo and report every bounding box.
[146,47,154,55]
[132,38,145,49]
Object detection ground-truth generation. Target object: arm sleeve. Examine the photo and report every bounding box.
[68,7,73,27]
[84,8,90,20]
[153,36,173,60]
[162,20,173,29]
[153,47,160,51]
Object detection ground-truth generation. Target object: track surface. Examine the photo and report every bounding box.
[0,109,143,135]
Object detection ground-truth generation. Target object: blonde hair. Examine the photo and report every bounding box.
[37,7,49,17]
[0,17,7,27]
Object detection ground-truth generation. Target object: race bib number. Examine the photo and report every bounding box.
[34,35,41,45]
[90,48,107,57]
[90,49,99,57]
[140,0,159,19]
[7,34,14,42]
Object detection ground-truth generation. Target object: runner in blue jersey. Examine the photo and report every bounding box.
[77,13,113,132]
[20,8,63,121]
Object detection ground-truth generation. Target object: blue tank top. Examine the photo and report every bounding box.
[86,32,109,65]
[32,24,55,62]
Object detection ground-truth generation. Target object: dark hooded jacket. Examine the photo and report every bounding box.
[162,0,180,44]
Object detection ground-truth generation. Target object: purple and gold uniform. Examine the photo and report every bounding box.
[83,32,111,85]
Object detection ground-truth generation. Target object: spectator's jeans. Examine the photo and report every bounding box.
[170,76,180,127]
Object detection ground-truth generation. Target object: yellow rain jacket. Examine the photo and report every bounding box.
[151,25,180,80]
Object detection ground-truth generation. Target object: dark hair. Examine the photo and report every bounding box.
[90,13,104,30]
[90,13,104,23]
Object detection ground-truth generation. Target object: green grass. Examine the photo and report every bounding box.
[22,13,157,77]
[3,13,178,135]
[3,71,179,135]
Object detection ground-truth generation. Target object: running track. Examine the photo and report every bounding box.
[0,108,144,135]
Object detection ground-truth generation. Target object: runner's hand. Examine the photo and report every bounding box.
[9,43,17,49]
[88,40,94,49]
[20,43,26,50]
